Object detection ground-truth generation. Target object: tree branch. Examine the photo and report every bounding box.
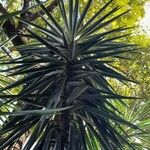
[0,2,25,48]
[0,3,8,14]
[29,0,58,21]
[18,0,32,30]
[1,0,59,48]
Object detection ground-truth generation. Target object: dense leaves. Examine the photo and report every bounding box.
[0,0,147,150]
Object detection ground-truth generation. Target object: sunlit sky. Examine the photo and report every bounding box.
[140,2,150,35]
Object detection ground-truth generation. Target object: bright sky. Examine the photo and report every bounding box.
[140,2,150,35]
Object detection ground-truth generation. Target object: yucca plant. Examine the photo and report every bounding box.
[0,73,19,127]
[0,36,20,127]
[0,0,141,149]
[115,99,150,150]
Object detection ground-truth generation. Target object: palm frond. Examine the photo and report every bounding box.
[0,0,142,150]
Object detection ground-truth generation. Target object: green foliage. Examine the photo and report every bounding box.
[0,0,145,149]
[0,0,149,149]
[0,35,20,127]
[115,99,150,150]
